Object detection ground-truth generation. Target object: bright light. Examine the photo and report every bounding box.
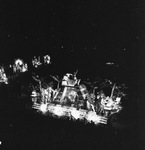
[32,102,108,125]
[71,109,81,120]
[85,111,107,124]
[86,111,100,123]
[40,104,47,113]
[52,105,66,117]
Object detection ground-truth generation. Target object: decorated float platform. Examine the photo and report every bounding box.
[32,102,108,125]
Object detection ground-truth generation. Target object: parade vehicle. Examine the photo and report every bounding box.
[31,72,125,125]
[0,55,126,126]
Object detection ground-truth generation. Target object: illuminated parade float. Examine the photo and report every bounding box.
[0,54,126,126]
[31,72,124,125]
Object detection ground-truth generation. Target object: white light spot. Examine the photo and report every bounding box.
[52,105,66,117]
[123,48,126,51]
[71,109,81,120]
[106,62,114,65]
[0,141,2,145]
[61,46,64,48]
[40,104,47,113]
[136,36,138,39]
[8,35,10,37]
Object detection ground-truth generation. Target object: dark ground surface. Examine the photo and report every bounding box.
[0,95,143,150]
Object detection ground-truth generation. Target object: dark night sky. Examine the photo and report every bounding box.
[0,0,144,77]
[0,1,144,51]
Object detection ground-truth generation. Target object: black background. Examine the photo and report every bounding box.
[0,0,144,150]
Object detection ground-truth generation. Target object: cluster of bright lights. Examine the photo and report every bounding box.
[0,67,8,84]
[0,54,51,85]
[32,103,108,125]
[31,72,125,126]
[0,53,125,127]
[13,59,28,73]
[40,103,48,113]
[32,55,51,68]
